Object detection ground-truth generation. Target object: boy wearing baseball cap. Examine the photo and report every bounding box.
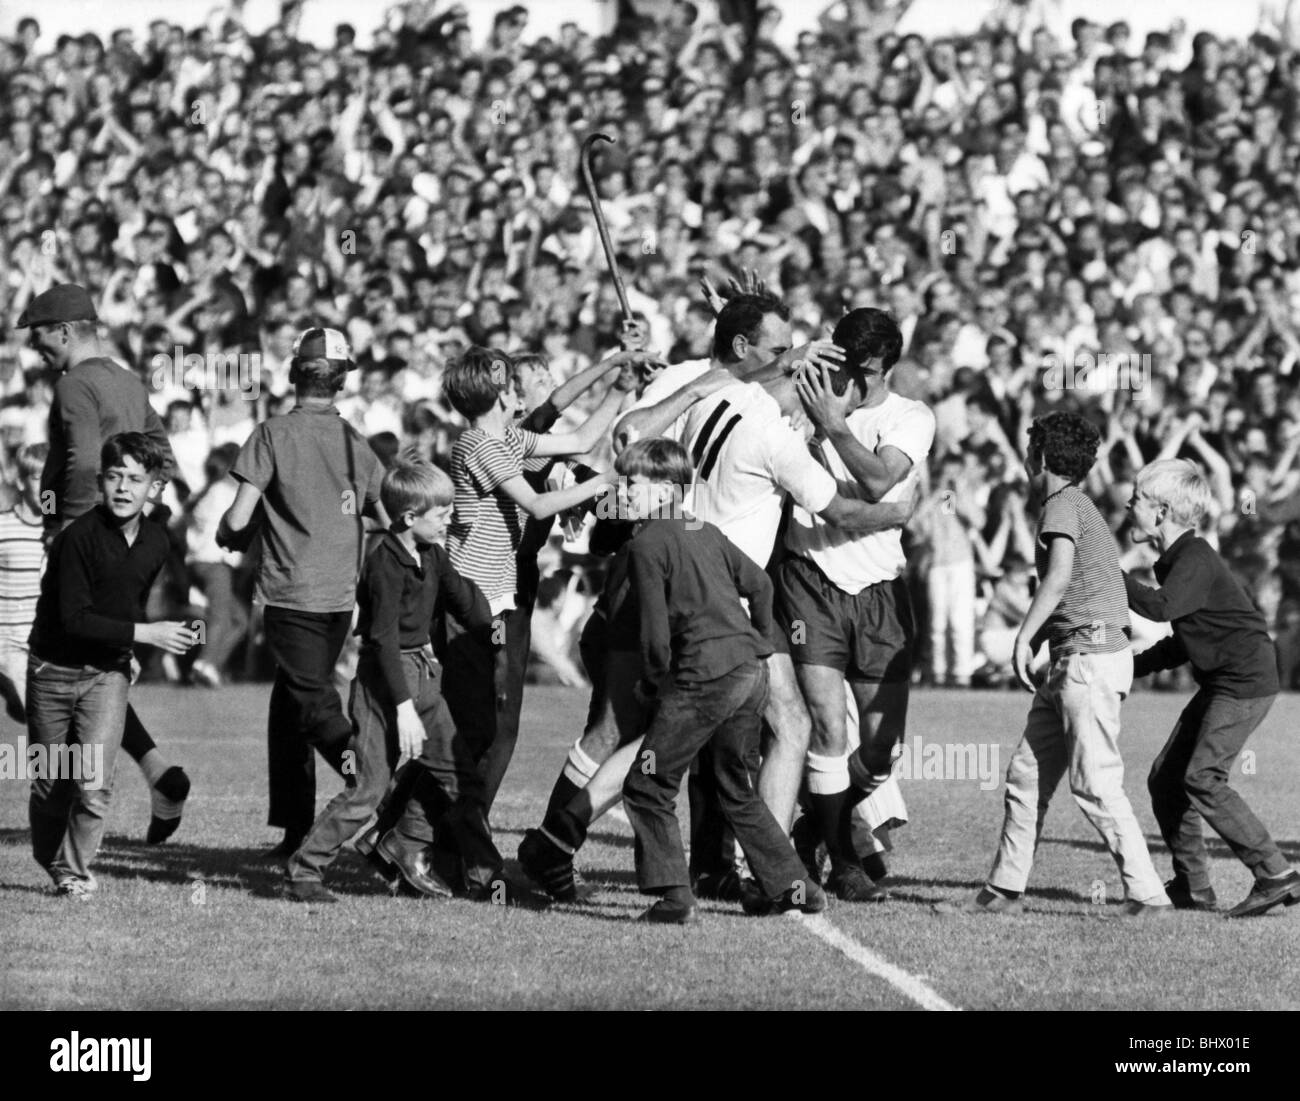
[218,327,388,858]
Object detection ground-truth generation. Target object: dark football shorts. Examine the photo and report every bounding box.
[774,555,915,684]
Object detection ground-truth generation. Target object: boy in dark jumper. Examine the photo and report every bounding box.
[285,457,490,903]
[617,438,824,924]
[1126,459,1300,918]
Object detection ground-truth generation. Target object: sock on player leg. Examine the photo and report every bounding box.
[541,787,597,855]
[543,739,600,818]
[807,752,853,869]
[138,748,168,787]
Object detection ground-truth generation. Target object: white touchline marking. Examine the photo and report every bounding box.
[793,912,960,1012]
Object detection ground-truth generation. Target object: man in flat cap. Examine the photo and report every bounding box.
[16,283,193,843]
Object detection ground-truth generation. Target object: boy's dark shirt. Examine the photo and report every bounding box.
[29,505,171,671]
[627,517,773,695]
[1126,530,1279,697]
[356,531,492,707]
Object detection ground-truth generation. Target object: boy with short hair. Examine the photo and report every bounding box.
[218,328,387,858]
[27,433,196,896]
[952,412,1172,917]
[437,346,623,820]
[1125,459,1300,918]
[285,456,490,903]
[618,438,825,923]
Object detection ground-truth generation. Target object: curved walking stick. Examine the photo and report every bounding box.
[579,132,634,325]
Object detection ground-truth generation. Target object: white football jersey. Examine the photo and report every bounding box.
[785,391,935,593]
[671,381,837,568]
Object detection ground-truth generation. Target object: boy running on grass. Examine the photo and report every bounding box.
[948,412,1172,917]
[617,438,824,924]
[284,456,490,903]
[28,433,195,896]
[1125,459,1300,918]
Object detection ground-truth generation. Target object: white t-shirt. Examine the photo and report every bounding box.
[785,392,935,593]
[618,358,711,424]
[671,381,836,568]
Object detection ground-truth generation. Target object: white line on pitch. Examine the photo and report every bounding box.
[793,912,960,1012]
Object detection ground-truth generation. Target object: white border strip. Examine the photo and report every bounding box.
[795,912,961,1012]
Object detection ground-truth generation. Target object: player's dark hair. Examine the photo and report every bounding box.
[442,345,510,420]
[102,431,167,476]
[831,308,903,378]
[615,437,694,489]
[1027,411,1100,484]
[712,293,789,364]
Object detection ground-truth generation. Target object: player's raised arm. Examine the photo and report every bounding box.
[795,361,913,501]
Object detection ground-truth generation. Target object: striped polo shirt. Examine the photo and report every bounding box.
[448,424,540,613]
[0,505,46,638]
[1036,484,1131,657]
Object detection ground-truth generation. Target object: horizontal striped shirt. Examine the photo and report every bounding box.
[0,506,45,637]
[447,425,540,613]
[1036,485,1130,657]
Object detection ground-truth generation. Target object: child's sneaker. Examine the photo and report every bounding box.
[54,877,93,899]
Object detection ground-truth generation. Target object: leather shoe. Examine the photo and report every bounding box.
[1226,870,1300,918]
[284,880,338,904]
[1164,877,1217,912]
[376,831,454,899]
[636,898,699,924]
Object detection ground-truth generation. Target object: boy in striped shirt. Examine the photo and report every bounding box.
[413,347,620,896]
[0,444,48,724]
[951,412,1172,917]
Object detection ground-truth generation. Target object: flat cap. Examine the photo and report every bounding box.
[15,283,99,328]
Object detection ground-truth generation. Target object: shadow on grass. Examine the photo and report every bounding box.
[1042,834,1300,861]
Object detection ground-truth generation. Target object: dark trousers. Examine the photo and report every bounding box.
[442,606,531,813]
[623,661,806,898]
[1148,687,1288,890]
[288,649,446,883]
[263,605,354,838]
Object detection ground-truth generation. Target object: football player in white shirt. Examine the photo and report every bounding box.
[780,308,935,902]
[518,295,913,900]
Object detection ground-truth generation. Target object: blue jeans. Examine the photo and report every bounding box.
[27,655,129,884]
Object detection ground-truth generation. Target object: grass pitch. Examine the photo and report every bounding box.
[1,683,1297,1010]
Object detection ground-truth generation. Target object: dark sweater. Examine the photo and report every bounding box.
[29,506,171,671]
[1126,531,1279,698]
[355,532,491,706]
[627,517,773,695]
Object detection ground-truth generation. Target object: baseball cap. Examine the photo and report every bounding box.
[292,326,356,367]
[15,283,99,328]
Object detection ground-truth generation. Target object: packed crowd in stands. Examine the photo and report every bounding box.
[2,0,1300,691]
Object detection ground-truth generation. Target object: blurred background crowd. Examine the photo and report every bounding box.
[2,0,1299,691]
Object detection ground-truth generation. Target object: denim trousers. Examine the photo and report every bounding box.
[27,655,129,884]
